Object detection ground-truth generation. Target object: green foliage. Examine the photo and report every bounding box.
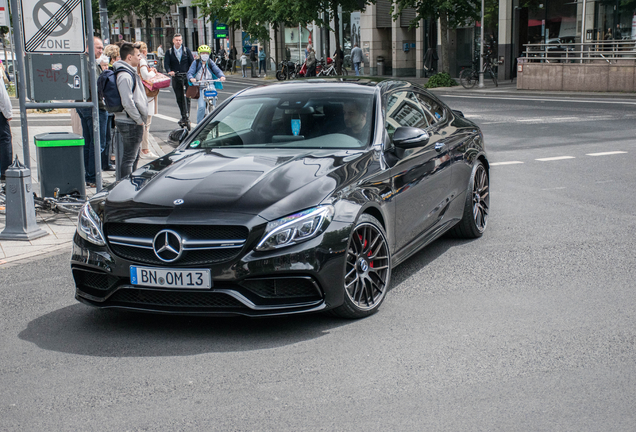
[424,72,458,88]
[108,0,181,21]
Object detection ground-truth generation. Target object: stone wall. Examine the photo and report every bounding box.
[517,62,636,92]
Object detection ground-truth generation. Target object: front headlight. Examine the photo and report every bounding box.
[255,205,334,251]
[77,202,106,246]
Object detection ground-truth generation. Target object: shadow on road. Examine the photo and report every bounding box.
[18,305,349,358]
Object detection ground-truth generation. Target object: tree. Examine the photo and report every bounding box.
[393,0,480,74]
[108,0,181,48]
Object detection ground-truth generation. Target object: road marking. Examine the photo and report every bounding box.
[491,161,524,166]
[541,187,567,191]
[551,117,578,121]
[154,113,197,126]
[536,156,576,161]
[586,151,628,156]
[438,94,636,105]
[159,90,170,93]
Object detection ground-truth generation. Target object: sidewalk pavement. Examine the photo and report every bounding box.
[0,108,166,266]
[225,72,636,99]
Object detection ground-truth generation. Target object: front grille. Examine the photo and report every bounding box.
[241,278,321,299]
[107,288,246,308]
[109,244,241,266]
[73,268,119,291]
[104,223,249,266]
[105,223,248,240]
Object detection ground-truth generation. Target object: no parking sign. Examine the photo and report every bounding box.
[20,0,86,53]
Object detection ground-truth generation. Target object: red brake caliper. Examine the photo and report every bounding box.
[358,234,374,268]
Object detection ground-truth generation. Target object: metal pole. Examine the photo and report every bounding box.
[85,0,103,192]
[99,0,109,45]
[580,0,587,63]
[6,10,16,82]
[9,0,31,168]
[298,23,301,63]
[478,0,485,88]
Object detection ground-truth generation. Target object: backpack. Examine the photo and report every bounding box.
[193,59,223,90]
[97,68,136,113]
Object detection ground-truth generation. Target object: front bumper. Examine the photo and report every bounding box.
[71,220,352,317]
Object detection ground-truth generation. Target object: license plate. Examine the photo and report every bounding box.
[130,266,212,289]
[204,90,217,97]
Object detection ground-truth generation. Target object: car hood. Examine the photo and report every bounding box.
[103,147,368,222]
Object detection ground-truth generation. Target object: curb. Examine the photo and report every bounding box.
[0,241,73,267]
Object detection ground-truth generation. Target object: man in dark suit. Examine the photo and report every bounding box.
[164,34,195,127]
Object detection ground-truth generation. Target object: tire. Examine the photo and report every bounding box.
[459,69,477,89]
[276,70,285,81]
[332,214,391,319]
[492,70,498,87]
[447,161,489,239]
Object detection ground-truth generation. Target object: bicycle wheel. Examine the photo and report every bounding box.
[490,67,498,87]
[54,198,85,215]
[459,69,477,89]
[339,67,348,76]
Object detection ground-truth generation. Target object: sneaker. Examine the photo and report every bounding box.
[140,151,158,159]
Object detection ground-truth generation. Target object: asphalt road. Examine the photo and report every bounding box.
[1,91,635,431]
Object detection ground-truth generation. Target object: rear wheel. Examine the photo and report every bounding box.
[332,214,391,319]
[447,161,489,239]
[459,69,477,89]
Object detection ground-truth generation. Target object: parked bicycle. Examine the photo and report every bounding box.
[317,58,348,77]
[459,55,500,89]
[0,185,85,215]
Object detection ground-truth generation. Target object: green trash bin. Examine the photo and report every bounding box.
[34,132,86,198]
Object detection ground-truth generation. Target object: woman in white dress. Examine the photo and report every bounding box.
[138,42,158,159]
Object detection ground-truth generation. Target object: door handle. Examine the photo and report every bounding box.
[435,143,446,152]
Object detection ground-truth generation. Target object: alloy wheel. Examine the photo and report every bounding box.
[344,223,390,311]
[472,164,489,232]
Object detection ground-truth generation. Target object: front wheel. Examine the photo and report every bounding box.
[459,69,477,89]
[276,70,286,81]
[332,214,391,319]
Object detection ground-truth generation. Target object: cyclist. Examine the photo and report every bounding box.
[187,45,227,124]
[164,34,194,128]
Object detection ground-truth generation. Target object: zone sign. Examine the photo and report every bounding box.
[20,0,86,53]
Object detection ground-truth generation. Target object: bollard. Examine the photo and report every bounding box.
[0,156,48,241]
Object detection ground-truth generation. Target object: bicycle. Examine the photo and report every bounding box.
[0,185,85,216]
[459,55,499,89]
[191,78,223,118]
[317,59,348,77]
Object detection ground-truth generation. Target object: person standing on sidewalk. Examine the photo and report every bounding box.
[306,49,317,77]
[77,36,105,188]
[138,42,158,160]
[351,43,363,76]
[164,34,194,128]
[157,44,165,72]
[0,74,12,182]
[258,47,266,77]
[229,45,238,73]
[249,47,258,78]
[240,52,248,77]
[113,42,148,179]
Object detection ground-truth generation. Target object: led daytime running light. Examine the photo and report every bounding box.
[77,202,106,246]
[256,206,334,251]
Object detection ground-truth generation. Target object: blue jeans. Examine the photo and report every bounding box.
[259,59,266,74]
[354,62,361,76]
[114,121,143,179]
[0,114,11,178]
[77,107,95,183]
[197,93,208,124]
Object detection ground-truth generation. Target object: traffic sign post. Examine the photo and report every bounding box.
[6,0,103,240]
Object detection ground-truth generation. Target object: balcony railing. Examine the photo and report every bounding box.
[521,40,636,64]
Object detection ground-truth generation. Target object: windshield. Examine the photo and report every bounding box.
[187,93,375,150]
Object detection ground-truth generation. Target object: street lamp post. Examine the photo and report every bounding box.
[478,0,485,88]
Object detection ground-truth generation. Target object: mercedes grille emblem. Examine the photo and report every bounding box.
[153,229,184,262]
[174,199,184,205]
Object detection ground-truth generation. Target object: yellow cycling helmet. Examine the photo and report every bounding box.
[198,45,212,54]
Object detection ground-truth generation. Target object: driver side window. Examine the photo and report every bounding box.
[385,91,429,140]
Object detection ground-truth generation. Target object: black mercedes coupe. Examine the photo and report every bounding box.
[71,79,489,318]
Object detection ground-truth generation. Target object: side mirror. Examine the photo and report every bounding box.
[168,128,188,145]
[392,127,430,149]
[452,109,465,118]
